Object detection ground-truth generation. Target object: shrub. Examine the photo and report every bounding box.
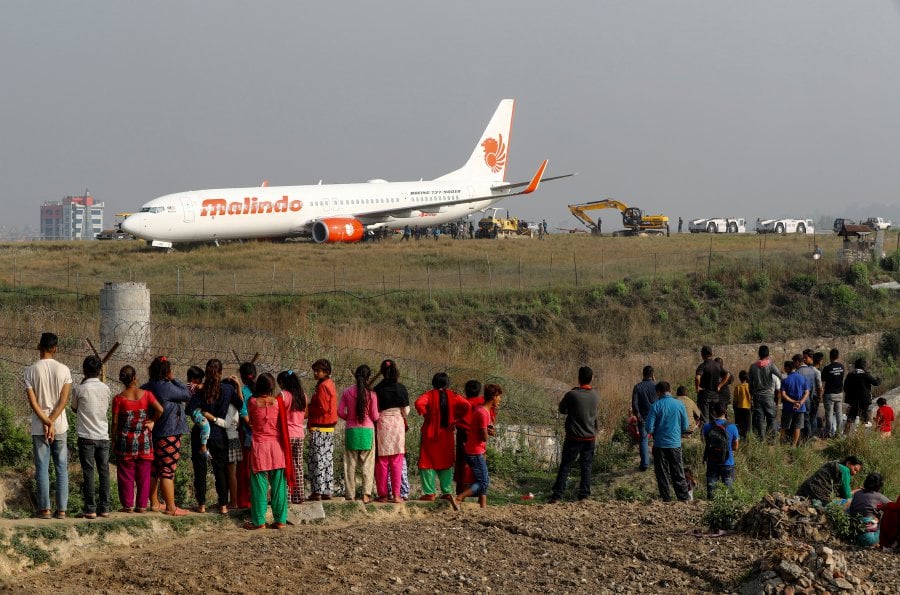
[701,280,724,299]
[824,502,864,541]
[878,329,900,363]
[787,274,817,293]
[608,281,629,298]
[880,249,900,272]
[846,262,869,287]
[826,284,857,309]
[0,403,32,469]
[614,484,648,503]
[702,486,750,530]
[750,272,771,292]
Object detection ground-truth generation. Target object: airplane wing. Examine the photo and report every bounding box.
[352,161,569,224]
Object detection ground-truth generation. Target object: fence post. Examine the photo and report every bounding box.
[427,267,432,301]
[707,237,713,278]
[292,273,296,295]
[271,264,276,295]
[333,267,337,292]
[458,261,463,295]
[653,252,657,283]
[573,251,578,286]
[518,257,522,290]
[202,271,206,298]
[177,266,181,295]
[549,253,553,287]
[233,271,237,294]
[487,256,492,291]
[382,273,386,293]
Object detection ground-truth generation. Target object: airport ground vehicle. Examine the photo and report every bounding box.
[96,213,135,240]
[567,199,669,236]
[688,217,746,233]
[475,208,533,238]
[755,218,815,234]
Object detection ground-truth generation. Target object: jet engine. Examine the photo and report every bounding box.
[311,218,365,243]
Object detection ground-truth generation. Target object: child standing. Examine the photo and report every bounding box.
[71,356,112,519]
[337,365,379,502]
[875,397,894,438]
[245,373,294,530]
[277,370,307,504]
[307,359,338,501]
[112,366,163,513]
[733,370,752,438]
[372,359,410,504]
[456,384,502,508]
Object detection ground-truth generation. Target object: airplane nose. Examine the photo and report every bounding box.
[121,215,140,235]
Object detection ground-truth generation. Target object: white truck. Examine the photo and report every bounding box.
[756,218,815,234]
[865,217,893,230]
[688,217,746,233]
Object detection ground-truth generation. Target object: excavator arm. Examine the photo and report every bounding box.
[567,199,629,233]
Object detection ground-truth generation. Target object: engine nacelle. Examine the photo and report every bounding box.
[311,218,365,243]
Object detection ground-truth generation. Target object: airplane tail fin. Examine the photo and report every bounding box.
[436,99,515,182]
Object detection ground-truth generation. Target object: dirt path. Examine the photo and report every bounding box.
[2,500,897,594]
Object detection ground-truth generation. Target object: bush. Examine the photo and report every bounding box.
[0,403,32,469]
[614,484,648,503]
[846,262,869,287]
[701,280,724,299]
[702,486,750,530]
[826,284,857,309]
[878,330,900,363]
[787,274,817,293]
[750,272,771,292]
[880,249,900,272]
[824,502,864,541]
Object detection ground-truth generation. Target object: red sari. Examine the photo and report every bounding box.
[415,389,470,470]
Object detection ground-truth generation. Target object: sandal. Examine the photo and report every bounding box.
[119,507,133,513]
[134,508,146,513]
[54,511,67,519]
[218,506,229,515]
[267,522,285,530]
[163,507,190,517]
[193,505,206,513]
[77,512,97,519]
[36,510,52,520]
[243,522,264,530]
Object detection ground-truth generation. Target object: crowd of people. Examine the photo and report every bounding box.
[617,343,898,548]
[24,332,502,528]
[22,331,898,547]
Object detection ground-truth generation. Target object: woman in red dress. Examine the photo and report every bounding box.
[415,372,470,508]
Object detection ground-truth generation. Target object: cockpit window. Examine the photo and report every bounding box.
[139,206,165,214]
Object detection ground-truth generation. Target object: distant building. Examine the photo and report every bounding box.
[40,192,104,240]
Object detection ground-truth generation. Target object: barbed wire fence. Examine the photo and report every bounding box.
[0,305,568,474]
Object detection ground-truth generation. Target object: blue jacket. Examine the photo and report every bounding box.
[645,394,689,449]
[142,379,191,438]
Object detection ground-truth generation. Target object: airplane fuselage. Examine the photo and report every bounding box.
[124,180,499,243]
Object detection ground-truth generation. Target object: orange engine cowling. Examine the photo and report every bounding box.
[311,218,365,243]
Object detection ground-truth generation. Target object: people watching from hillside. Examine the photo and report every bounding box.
[645,381,692,502]
[695,346,723,424]
[549,366,601,504]
[372,359,410,503]
[245,373,294,530]
[701,403,739,500]
[415,373,470,509]
[780,360,810,448]
[844,358,881,435]
[875,397,894,438]
[188,359,243,515]
[235,362,257,511]
[277,370,307,504]
[848,472,891,547]
[796,350,822,440]
[631,366,657,472]
[675,385,702,430]
[307,359,338,501]
[456,384,502,508]
[809,351,825,437]
[25,332,73,520]
[713,357,733,413]
[112,365,163,513]
[748,345,783,439]
[733,370,751,439]
[455,380,484,495]
[143,356,191,516]
[821,349,846,439]
[72,356,112,519]
[797,456,862,506]
[337,365,379,503]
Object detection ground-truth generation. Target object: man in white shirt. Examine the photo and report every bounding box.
[71,355,111,518]
[24,332,72,519]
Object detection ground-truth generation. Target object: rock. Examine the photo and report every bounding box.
[832,578,853,591]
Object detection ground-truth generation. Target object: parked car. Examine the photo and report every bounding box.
[832,218,856,233]
[865,217,893,230]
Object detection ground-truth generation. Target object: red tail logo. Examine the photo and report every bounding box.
[482,134,507,173]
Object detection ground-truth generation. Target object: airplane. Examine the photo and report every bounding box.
[121,99,571,247]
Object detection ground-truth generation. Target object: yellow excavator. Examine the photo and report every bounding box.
[567,199,669,236]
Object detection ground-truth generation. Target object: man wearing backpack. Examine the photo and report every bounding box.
[701,402,740,499]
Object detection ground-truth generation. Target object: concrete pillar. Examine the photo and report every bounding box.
[100,282,151,359]
[875,229,885,259]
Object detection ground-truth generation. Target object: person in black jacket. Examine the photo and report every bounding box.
[843,358,880,435]
[549,366,600,503]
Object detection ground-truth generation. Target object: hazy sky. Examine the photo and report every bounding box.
[2,1,899,232]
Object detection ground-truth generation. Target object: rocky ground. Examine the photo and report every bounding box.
[2,500,897,594]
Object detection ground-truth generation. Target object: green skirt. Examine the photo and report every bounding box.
[345,427,374,451]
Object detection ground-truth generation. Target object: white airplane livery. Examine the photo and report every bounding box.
[122,99,569,247]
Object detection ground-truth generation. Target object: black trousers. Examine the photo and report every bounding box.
[652,446,689,502]
[551,438,595,500]
[191,427,229,507]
